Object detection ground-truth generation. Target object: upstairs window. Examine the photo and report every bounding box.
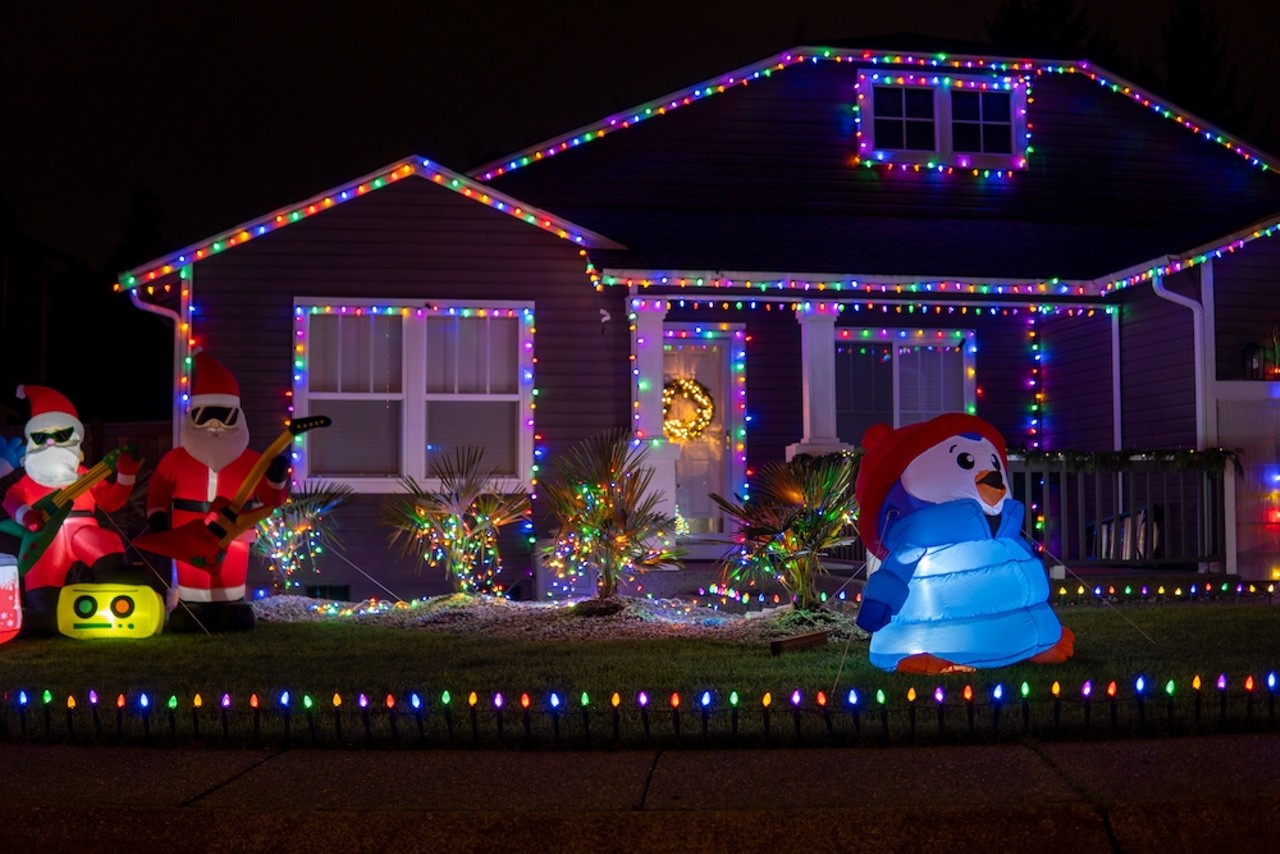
[873,85,936,151]
[857,72,1029,173]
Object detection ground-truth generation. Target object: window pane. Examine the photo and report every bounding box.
[835,343,894,445]
[898,346,965,426]
[904,120,935,150]
[952,90,980,121]
[456,317,486,393]
[874,119,904,149]
[309,314,340,393]
[368,315,403,393]
[488,316,518,394]
[308,399,402,476]
[953,123,982,153]
[340,317,371,391]
[983,123,1013,153]
[982,92,1011,122]
[426,316,456,393]
[904,88,934,118]
[874,86,903,117]
[426,401,519,476]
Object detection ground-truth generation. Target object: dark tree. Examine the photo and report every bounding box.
[1161,0,1254,139]
[986,0,1121,68]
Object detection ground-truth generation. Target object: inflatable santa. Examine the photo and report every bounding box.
[854,413,1074,674]
[147,351,289,631]
[1,385,140,636]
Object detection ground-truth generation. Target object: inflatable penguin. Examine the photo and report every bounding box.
[854,413,1074,674]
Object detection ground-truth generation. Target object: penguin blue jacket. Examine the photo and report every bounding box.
[859,496,1064,670]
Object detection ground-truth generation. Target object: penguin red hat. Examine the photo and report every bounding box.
[855,413,1007,558]
[17,384,84,444]
[189,350,241,409]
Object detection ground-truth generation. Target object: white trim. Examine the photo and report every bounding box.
[1111,308,1122,450]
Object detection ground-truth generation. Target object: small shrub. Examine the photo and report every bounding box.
[542,429,681,599]
[383,447,530,595]
[711,452,859,612]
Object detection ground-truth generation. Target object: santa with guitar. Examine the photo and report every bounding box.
[2,385,140,635]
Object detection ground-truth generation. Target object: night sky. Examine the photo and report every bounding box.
[1,1,1278,424]
[6,0,1279,269]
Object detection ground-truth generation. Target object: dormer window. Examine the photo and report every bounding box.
[856,72,1029,173]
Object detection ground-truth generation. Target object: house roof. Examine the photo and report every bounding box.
[474,44,1280,298]
[115,157,621,293]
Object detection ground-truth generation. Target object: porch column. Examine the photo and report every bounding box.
[786,305,854,460]
[629,296,681,518]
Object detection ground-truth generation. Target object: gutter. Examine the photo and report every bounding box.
[1150,271,1206,448]
[128,287,184,448]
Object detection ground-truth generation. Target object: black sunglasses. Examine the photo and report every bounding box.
[190,405,241,426]
[31,427,76,445]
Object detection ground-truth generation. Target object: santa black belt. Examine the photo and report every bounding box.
[66,509,94,518]
[173,499,212,513]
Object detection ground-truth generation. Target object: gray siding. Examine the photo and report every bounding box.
[1119,271,1198,448]
[1041,310,1115,449]
[1212,236,1280,381]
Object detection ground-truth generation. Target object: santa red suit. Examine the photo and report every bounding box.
[2,386,137,629]
[147,352,288,605]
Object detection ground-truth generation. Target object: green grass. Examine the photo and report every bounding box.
[2,599,1277,747]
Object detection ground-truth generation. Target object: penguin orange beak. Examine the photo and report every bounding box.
[975,470,1007,507]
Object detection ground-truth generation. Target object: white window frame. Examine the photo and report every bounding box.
[291,298,535,493]
[856,71,1030,172]
[835,328,978,432]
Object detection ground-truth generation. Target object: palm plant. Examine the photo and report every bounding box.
[255,480,356,595]
[541,429,681,600]
[383,447,531,596]
[710,452,859,612]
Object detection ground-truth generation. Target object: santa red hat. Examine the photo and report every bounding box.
[17,384,84,444]
[189,350,241,409]
[855,413,1007,558]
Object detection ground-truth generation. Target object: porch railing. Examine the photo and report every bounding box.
[1007,454,1228,571]
[821,454,1229,573]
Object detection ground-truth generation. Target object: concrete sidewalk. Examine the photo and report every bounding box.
[1,734,1277,852]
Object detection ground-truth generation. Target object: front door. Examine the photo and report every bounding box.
[663,324,746,535]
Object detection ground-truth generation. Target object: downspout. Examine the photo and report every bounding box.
[1150,271,1206,448]
[129,287,184,448]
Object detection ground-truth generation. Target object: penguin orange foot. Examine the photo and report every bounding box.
[1028,626,1076,664]
[895,653,977,675]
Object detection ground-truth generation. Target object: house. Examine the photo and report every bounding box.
[118,37,1280,600]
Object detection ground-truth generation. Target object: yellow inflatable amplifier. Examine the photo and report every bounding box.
[57,583,164,640]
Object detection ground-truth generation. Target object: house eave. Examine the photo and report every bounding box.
[599,267,1104,302]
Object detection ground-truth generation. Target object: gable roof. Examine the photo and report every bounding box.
[472,45,1276,183]
[115,157,621,293]
[474,44,1280,297]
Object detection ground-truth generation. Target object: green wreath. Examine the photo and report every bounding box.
[663,378,715,442]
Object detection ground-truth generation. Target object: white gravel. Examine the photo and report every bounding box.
[252,593,868,644]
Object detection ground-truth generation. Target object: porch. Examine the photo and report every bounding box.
[818,452,1234,579]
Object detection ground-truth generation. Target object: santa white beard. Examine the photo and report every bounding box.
[25,444,83,488]
[182,419,250,472]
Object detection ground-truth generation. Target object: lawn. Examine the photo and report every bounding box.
[2,597,1277,747]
